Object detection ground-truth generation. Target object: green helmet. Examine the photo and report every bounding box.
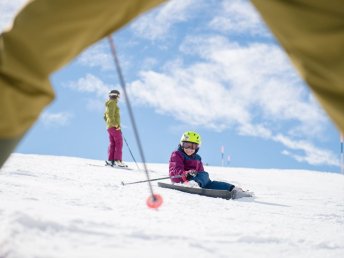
[180,131,201,145]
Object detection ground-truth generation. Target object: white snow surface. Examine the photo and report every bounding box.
[1,153,343,258]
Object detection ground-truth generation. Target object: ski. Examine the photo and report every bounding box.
[158,182,233,200]
[105,160,130,168]
[87,163,133,170]
[87,163,159,173]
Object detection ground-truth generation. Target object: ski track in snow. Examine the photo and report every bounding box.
[0,153,343,258]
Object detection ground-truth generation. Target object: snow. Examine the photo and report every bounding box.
[1,153,343,258]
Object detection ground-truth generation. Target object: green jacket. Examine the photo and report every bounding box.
[104,99,120,129]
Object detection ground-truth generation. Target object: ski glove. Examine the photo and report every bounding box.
[182,170,197,181]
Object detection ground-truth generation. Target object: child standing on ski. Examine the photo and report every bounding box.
[169,131,250,197]
[104,90,127,167]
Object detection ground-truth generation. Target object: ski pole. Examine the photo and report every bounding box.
[121,175,182,186]
[123,135,140,171]
[108,36,157,203]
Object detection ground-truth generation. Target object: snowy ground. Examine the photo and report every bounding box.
[0,153,343,258]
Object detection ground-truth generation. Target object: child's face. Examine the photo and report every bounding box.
[181,142,198,156]
[184,148,195,156]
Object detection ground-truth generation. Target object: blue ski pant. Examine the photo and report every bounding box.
[192,172,235,191]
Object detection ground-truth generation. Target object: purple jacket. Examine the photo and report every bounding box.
[169,147,205,183]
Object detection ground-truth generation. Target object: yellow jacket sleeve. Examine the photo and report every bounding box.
[0,0,165,139]
[252,0,344,132]
[0,0,165,169]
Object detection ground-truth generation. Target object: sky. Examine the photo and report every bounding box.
[1,0,342,172]
[1,154,344,257]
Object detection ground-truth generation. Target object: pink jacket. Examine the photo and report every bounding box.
[169,148,204,183]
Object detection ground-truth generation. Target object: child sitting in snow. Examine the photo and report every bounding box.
[169,131,251,198]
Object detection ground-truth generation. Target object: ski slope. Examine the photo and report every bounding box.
[0,153,343,258]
